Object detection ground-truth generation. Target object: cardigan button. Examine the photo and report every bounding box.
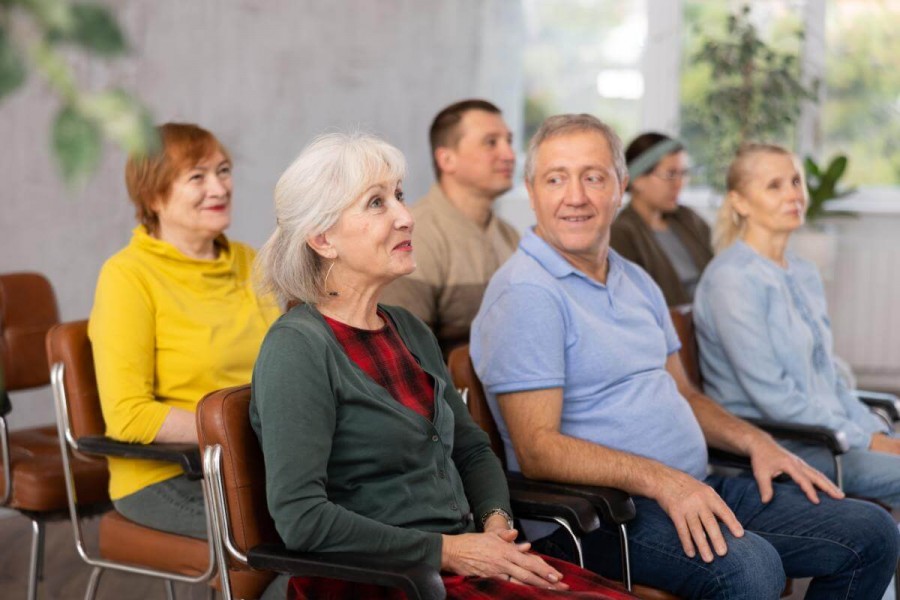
[438,470,445,479]
[450,502,458,510]
[431,435,439,442]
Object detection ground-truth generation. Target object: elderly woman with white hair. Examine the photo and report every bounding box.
[250,132,636,599]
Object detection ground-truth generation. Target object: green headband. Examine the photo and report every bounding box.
[627,138,683,180]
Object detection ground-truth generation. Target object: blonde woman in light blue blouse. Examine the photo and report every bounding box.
[694,143,900,508]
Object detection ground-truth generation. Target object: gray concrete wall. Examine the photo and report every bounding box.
[0,0,525,429]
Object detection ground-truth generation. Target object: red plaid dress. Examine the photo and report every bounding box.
[286,311,635,600]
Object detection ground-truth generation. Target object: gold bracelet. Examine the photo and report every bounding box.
[481,508,513,531]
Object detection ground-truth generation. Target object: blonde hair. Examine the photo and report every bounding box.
[713,142,795,252]
[255,132,407,305]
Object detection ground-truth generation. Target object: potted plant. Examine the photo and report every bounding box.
[804,154,857,223]
[791,154,857,280]
[681,4,817,190]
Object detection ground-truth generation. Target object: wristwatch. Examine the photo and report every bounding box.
[481,508,514,531]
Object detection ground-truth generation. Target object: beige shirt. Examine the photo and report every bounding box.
[382,183,520,355]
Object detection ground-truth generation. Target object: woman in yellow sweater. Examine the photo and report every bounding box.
[89,123,280,538]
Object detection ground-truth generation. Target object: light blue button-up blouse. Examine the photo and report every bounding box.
[693,240,886,449]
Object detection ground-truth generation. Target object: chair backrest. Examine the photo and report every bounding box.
[447,344,507,468]
[1,272,60,392]
[669,304,702,388]
[45,320,106,438]
[196,385,280,560]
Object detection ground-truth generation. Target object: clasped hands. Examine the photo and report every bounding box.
[440,518,568,590]
[656,435,843,564]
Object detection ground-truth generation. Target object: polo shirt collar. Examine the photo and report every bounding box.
[520,228,622,288]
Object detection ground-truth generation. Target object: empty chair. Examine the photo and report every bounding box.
[0,272,109,600]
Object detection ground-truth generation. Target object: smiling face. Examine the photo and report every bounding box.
[152,150,233,246]
[527,130,627,274]
[316,177,415,290]
[438,109,515,199]
[732,152,807,237]
[630,150,689,214]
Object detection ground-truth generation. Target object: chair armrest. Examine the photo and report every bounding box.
[509,489,600,535]
[78,436,203,479]
[707,448,752,471]
[506,471,636,525]
[744,418,849,454]
[246,543,446,600]
[855,390,900,422]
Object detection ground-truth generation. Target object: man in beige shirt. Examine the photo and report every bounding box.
[383,99,520,355]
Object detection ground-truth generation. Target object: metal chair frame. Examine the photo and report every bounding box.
[51,361,217,600]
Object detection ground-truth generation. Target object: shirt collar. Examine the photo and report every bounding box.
[519,228,622,288]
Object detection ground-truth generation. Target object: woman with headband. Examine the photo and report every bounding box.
[611,132,712,305]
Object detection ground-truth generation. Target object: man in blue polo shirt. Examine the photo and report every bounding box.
[470,113,899,599]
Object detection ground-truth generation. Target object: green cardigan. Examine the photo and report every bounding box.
[250,303,511,568]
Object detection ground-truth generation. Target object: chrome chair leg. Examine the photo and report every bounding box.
[36,519,46,582]
[207,585,216,600]
[618,523,633,592]
[84,567,104,600]
[27,519,45,600]
[165,579,177,600]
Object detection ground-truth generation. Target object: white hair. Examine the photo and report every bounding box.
[256,132,407,305]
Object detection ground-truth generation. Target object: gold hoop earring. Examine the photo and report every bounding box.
[323,260,339,297]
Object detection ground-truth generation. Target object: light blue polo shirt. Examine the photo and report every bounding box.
[471,229,709,483]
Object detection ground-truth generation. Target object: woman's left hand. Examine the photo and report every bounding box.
[441,530,569,589]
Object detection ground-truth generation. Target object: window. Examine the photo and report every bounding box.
[821,0,900,186]
[523,0,647,144]
[680,1,806,188]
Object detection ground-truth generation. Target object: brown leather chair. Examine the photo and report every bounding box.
[447,344,676,600]
[0,272,109,600]
[46,320,272,599]
[196,384,446,600]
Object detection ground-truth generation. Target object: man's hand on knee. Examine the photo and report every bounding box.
[654,468,745,563]
[747,435,845,504]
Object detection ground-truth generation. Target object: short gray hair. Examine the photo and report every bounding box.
[524,114,627,185]
[256,132,407,305]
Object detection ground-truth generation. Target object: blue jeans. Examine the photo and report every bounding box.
[782,439,900,508]
[534,473,899,599]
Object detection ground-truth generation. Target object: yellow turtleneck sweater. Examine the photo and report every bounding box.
[89,226,280,500]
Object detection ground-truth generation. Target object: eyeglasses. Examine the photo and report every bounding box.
[651,168,692,182]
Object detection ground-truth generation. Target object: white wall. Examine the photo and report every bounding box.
[0,0,525,428]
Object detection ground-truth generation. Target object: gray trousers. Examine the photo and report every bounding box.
[114,474,207,539]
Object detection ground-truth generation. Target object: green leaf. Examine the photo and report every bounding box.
[823,155,848,185]
[0,27,27,100]
[80,89,157,154]
[52,104,102,186]
[804,156,821,178]
[48,3,126,56]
